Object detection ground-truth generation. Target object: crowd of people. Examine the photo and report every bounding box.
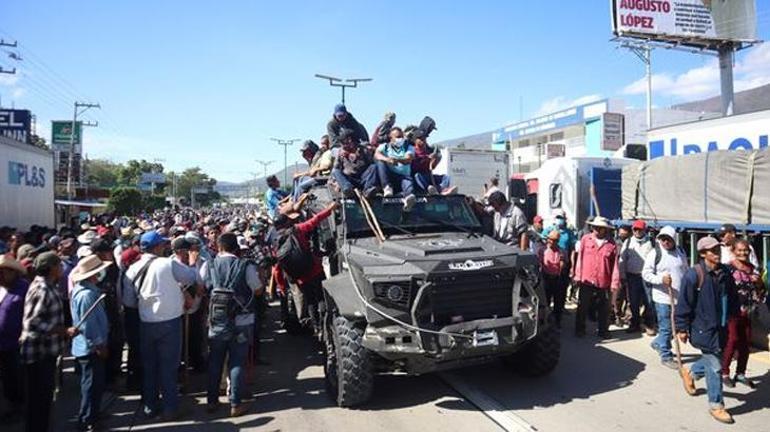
[0,104,768,429]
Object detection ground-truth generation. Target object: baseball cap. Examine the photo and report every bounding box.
[696,236,720,252]
[33,251,61,274]
[552,209,566,219]
[334,103,347,115]
[140,231,169,250]
[90,238,113,253]
[718,223,737,235]
[632,220,647,230]
[533,215,544,224]
[171,237,191,251]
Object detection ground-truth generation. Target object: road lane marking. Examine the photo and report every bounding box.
[439,372,537,432]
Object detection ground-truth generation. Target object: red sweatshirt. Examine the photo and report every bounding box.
[293,206,334,286]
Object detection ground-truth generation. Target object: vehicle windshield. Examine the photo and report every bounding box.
[343,195,481,237]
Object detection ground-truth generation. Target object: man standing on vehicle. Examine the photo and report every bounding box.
[207,233,262,417]
[327,104,369,147]
[619,220,655,335]
[573,216,620,339]
[676,236,738,425]
[487,191,529,250]
[265,175,288,220]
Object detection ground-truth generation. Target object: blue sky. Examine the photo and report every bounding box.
[1,1,769,182]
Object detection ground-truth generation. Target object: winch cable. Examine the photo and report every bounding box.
[339,192,473,340]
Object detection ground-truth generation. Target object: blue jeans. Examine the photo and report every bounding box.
[628,274,654,328]
[375,161,413,196]
[414,172,450,193]
[653,303,673,361]
[690,352,723,408]
[331,166,378,196]
[140,317,182,415]
[207,325,252,406]
[292,176,317,201]
[77,354,105,425]
[645,283,657,327]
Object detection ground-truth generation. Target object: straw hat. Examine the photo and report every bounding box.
[77,230,97,245]
[71,255,112,283]
[588,216,615,229]
[0,255,27,275]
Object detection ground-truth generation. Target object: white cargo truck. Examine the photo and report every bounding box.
[433,148,510,199]
[0,136,55,229]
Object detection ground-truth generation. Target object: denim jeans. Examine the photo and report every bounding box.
[413,172,450,193]
[292,176,317,201]
[627,274,654,328]
[331,166,378,196]
[140,317,182,415]
[124,307,142,388]
[653,303,673,360]
[207,325,252,406]
[77,354,105,425]
[690,352,723,408]
[644,283,657,327]
[375,161,414,196]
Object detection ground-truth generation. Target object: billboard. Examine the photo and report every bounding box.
[51,120,82,152]
[0,109,32,143]
[140,172,166,184]
[602,113,625,151]
[647,109,769,159]
[611,0,758,46]
[494,100,609,142]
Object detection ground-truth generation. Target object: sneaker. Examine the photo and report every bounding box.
[383,185,394,197]
[708,407,734,424]
[734,374,757,389]
[644,327,658,336]
[230,404,248,417]
[426,185,438,195]
[681,367,697,396]
[722,375,735,388]
[403,194,416,212]
[661,359,678,370]
[650,341,661,353]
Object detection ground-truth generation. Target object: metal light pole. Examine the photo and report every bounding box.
[314,74,372,105]
[66,102,100,199]
[619,41,653,130]
[255,159,274,179]
[270,139,299,187]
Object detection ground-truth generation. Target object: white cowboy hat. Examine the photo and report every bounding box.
[588,216,615,229]
[77,230,97,245]
[70,255,112,283]
[76,245,94,259]
[0,255,27,275]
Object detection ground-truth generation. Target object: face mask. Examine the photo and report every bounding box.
[556,218,566,228]
[392,138,405,149]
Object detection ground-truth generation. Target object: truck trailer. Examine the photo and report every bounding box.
[433,148,510,199]
[0,136,55,230]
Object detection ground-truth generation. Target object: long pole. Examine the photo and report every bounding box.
[270,139,299,187]
[718,42,735,116]
[66,102,100,199]
[645,46,652,130]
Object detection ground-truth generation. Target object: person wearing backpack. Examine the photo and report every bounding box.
[206,233,262,417]
[273,200,339,334]
[642,226,689,370]
[619,220,655,335]
[675,236,739,425]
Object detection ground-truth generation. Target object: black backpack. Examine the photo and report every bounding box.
[275,227,313,279]
[419,116,437,137]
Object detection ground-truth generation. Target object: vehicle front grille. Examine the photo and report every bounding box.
[417,271,514,328]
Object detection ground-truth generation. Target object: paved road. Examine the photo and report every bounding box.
[7,303,769,431]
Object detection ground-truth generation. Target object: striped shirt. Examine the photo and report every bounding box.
[19,276,67,364]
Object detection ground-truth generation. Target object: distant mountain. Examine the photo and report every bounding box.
[216,163,309,197]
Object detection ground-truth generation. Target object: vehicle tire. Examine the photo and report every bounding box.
[324,314,373,407]
[504,323,560,376]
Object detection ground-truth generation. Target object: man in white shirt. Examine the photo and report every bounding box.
[642,226,689,370]
[125,231,198,420]
[619,220,655,334]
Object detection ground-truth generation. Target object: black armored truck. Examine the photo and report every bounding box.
[305,187,560,407]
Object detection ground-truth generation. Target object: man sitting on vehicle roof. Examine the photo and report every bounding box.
[330,128,379,199]
[410,128,455,195]
[374,127,417,210]
[291,138,335,202]
[327,104,368,148]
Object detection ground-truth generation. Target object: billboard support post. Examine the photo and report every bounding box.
[65,102,99,200]
[719,43,735,116]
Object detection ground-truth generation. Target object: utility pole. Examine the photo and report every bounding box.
[314,74,372,105]
[270,138,299,187]
[619,41,653,130]
[0,39,18,75]
[66,102,100,199]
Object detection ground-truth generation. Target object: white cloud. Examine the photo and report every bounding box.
[622,42,770,101]
[532,94,603,117]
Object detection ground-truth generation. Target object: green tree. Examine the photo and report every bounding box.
[108,187,144,215]
[85,158,120,188]
[117,159,164,187]
[177,167,218,207]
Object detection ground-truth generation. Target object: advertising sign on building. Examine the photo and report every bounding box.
[602,113,625,151]
[611,0,758,46]
[0,109,32,143]
[546,143,566,159]
[493,100,609,142]
[647,109,769,159]
[54,151,82,183]
[51,120,82,152]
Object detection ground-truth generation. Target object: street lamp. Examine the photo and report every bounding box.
[314,74,372,105]
[270,139,300,187]
[255,159,274,178]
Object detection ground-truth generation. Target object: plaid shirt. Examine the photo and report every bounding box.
[19,276,67,364]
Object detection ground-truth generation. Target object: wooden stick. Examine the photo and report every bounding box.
[354,189,384,243]
[667,283,688,384]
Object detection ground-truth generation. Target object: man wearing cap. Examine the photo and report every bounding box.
[527,215,546,256]
[171,237,206,373]
[0,256,29,419]
[292,138,335,201]
[20,252,78,432]
[331,129,379,199]
[717,223,759,268]
[91,237,124,387]
[676,236,739,424]
[488,191,530,250]
[538,230,568,327]
[573,216,621,339]
[70,255,111,431]
[327,103,369,147]
[124,230,198,419]
[642,226,689,369]
[619,219,655,334]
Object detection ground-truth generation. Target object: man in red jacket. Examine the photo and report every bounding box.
[273,201,339,333]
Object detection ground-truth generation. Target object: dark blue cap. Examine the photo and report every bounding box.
[140,230,169,250]
[334,104,347,114]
